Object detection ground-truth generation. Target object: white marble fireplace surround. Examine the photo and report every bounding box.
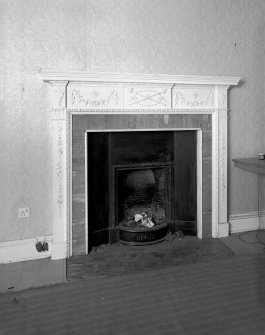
[41,72,240,260]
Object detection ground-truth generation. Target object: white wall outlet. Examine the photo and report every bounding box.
[18,207,31,218]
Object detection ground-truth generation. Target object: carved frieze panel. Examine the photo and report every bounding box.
[173,86,215,109]
[67,85,123,109]
[124,86,171,109]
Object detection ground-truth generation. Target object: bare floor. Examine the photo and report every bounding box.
[67,235,234,280]
[1,232,265,335]
[221,230,265,255]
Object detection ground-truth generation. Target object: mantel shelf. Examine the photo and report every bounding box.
[40,71,241,86]
[233,158,265,175]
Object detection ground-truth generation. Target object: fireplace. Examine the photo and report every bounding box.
[86,130,196,249]
[40,72,240,259]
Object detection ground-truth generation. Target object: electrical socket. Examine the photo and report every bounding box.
[18,207,31,218]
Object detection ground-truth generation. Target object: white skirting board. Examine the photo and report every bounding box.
[1,212,263,264]
[0,236,53,264]
[229,211,265,233]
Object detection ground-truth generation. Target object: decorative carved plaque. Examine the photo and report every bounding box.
[124,86,171,109]
[52,84,67,109]
[67,86,122,109]
[173,87,215,109]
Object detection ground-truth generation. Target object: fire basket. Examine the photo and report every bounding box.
[119,222,168,246]
[119,211,168,246]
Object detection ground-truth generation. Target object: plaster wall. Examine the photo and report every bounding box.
[0,0,265,242]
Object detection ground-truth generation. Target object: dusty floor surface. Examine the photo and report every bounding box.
[1,233,265,335]
[67,234,234,280]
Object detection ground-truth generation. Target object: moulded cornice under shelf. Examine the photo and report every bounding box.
[40,71,241,86]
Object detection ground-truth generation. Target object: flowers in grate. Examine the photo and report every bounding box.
[134,211,154,228]
[120,210,166,229]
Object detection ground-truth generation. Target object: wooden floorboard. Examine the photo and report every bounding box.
[0,254,265,335]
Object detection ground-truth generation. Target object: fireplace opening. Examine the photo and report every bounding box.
[116,165,171,245]
[87,130,197,250]
[116,164,170,225]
